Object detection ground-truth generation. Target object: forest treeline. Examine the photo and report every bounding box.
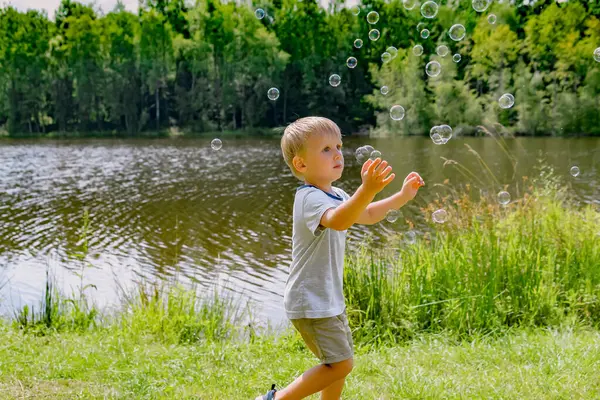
[0,0,599,137]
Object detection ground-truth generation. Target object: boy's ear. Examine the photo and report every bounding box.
[293,155,307,173]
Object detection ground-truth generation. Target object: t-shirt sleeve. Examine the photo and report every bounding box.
[302,190,335,237]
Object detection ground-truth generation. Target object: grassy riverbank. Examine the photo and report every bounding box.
[1,153,598,397]
[1,321,599,399]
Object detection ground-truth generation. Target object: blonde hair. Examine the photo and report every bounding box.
[280,117,342,181]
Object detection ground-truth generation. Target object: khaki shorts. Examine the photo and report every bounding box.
[290,310,354,365]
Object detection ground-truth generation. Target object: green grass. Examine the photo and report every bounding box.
[1,321,599,399]
[344,157,600,346]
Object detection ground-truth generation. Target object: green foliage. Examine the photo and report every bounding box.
[0,0,599,136]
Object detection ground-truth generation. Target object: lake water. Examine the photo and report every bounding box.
[0,136,598,330]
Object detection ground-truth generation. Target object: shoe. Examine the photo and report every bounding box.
[258,384,277,400]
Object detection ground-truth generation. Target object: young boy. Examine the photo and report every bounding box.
[257,117,423,400]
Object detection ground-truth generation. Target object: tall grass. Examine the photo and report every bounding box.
[344,138,600,346]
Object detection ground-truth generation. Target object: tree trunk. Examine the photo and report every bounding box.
[155,86,160,131]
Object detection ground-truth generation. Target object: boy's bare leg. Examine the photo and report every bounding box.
[273,359,353,400]
[320,377,346,400]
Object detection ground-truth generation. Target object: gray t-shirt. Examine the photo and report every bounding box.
[284,184,351,319]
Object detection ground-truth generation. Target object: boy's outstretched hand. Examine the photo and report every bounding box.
[361,158,395,195]
[401,171,425,200]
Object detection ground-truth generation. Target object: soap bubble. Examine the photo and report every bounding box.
[570,166,580,177]
[255,8,265,19]
[387,46,398,59]
[499,93,515,109]
[354,38,363,48]
[412,44,424,56]
[403,0,417,10]
[436,45,449,57]
[347,57,358,69]
[448,24,466,41]
[405,230,416,244]
[438,124,453,142]
[425,61,441,77]
[432,209,448,223]
[452,53,462,63]
[363,145,375,154]
[369,29,380,41]
[367,11,379,24]
[370,150,382,159]
[390,105,405,121]
[381,52,392,63]
[386,209,400,223]
[497,191,510,205]
[421,1,438,18]
[594,47,600,62]
[329,74,341,87]
[267,87,280,101]
[380,86,390,95]
[472,0,490,12]
[211,138,222,150]
[355,146,370,163]
[488,14,497,24]
[421,29,430,39]
[417,22,427,32]
[429,126,445,144]
[431,132,444,145]
[351,5,360,15]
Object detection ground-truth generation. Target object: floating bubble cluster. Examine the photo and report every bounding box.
[430,125,452,144]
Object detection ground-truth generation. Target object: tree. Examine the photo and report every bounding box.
[139,9,173,131]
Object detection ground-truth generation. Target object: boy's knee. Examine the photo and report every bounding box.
[328,357,353,378]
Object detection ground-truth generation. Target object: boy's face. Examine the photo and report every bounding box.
[293,133,344,185]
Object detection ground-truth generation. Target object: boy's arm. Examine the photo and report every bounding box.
[320,184,376,231]
[355,190,412,225]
